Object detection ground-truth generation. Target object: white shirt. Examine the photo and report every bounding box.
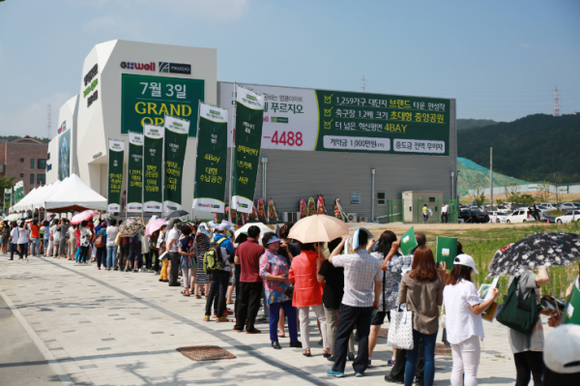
[443,279,484,344]
[106,226,119,247]
[17,228,30,244]
[167,228,180,253]
[10,228,20,244]
[442,205,448,214]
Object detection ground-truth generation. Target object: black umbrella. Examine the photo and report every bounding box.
[487,232,580,279]
[165,210,189,220]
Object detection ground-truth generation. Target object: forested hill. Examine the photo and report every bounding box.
[457,119,498,130]
[458,113,580,183]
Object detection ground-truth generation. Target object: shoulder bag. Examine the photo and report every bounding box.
[496,276,540,335]
[387,303,414,350]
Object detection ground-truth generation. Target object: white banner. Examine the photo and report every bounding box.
[220,83,318,151]
[199,102,228,123]
[164,114,190,134]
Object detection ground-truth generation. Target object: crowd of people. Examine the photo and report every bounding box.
[2,215,579,386]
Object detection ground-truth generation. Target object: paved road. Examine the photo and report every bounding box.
[0,253,546,385]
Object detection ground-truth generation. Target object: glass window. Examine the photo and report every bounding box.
[30,173,34,184]
[20,158,24,162]
[37,174,46,185]
[37,159,46,169]
[377,192,386,206]
[19,173,24,177]
[30,158,35,168]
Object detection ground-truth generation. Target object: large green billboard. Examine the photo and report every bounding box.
[121,74,204,137]
[219,84,451,156]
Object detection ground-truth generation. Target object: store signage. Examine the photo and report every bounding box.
[84,64,98,86]
[87,90,98,108]
[58,121,66,134]
[121,74,204,137]
[93,152,103,160]
[159,62,191,75]
[219,83,451,156]
[120,61,156,71]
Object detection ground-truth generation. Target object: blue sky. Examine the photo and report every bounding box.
[0,0,579,138]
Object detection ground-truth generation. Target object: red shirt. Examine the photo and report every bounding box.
[30,224,39,238]
[237,238,265,283]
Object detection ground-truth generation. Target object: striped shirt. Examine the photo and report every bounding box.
[332,249,382,308]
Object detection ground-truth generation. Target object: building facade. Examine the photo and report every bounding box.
[0,136,48,195]
[48,40,457,222]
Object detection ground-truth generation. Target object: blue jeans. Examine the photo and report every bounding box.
[10,243,22,259]
[405,329,437,386]
[107,246,118,269]
[268,300,298,343]
[31,238,40,256]
[75,246,81,262]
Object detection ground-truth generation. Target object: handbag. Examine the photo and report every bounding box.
[387,303,414,350]
[95,233,105,248]
[440,305,451,347]
[283,283,294,298]
[496,276,540,335]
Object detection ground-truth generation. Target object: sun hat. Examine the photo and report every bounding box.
[266,236,282,245]
[454,254,479,274]
[544,324,580,374]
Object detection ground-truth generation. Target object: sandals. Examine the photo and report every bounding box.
[302,349,311,357]
[323,350,331,358]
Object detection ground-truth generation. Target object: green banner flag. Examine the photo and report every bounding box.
[163,115,189,212]
[193,102,228,213]
[143,125,163,212]
[400,226,418,256]
[436,236,458,268]
[564,276,580,326]
[4,188,11,211]
[232,85,265,213]
[107,139,125,213]
[14,181,24,204]
[127,132,144,213]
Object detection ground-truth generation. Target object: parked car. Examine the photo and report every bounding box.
[535,205,551,212]
[459,209,490,223]
[505,208,537,223]
[542,212,556,224]
[488,211,508,223]
[540,203,558,210]
[559,203,578,210]
[556,210,580,224]
[495,205,512,213]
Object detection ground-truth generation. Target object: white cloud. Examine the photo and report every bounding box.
[0,92,72,139]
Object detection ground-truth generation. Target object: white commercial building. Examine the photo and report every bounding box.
[48,39,457,222]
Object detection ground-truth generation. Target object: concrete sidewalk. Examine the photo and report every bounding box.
[0,254,539,385]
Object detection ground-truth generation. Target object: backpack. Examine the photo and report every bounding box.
[496,275,541,335]
[95,231,105,248]
[203,236,227,274]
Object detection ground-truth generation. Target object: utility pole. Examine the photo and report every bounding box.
[490,147,493,210]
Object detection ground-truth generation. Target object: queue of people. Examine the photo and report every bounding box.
[4,215,578,386]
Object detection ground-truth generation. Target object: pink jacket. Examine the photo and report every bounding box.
[288,250,324,308]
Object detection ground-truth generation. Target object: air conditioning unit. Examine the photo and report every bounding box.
[347,213,357,223]
[283,212,300,223]
[359,216,368,222]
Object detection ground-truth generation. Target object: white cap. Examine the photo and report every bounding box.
[454,254,479,274]
[218,220,234,232]
[544,324,580,374]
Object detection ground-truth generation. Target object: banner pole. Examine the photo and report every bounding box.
[193,100,202,220]
[161,120,166,220]
[228,82,237,224]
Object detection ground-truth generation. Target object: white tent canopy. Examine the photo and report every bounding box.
[32,180,63,211]
[41,174,107,212]
[11,186,39,212]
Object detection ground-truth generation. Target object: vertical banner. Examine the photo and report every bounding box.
[163,115,189,212]
[107,139,125,213]
[193,102,228,213]
[232,85,265,213]
[127,132,144,213]
[14,181,24,204]
[4,188,11,211]
[143,125,163,212]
